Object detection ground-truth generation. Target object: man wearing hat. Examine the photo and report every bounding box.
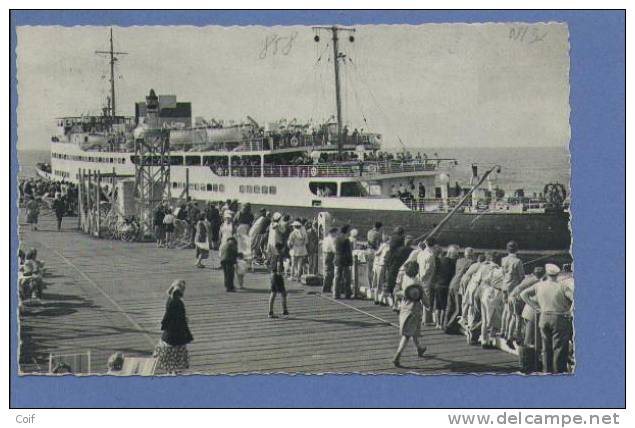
[500,241,525,348]
[321,227,338,294]
[521,264,574,373]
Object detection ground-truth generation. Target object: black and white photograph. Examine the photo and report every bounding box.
[15,22,574,376]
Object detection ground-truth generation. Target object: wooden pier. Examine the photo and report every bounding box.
[18,212,519,375]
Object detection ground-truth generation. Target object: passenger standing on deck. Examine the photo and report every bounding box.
[500,241,525,348]
[235,253,248,289]
[52,193,66,232]
[25,197,40,231]
[416,237,438,325]
[434,245,458,329]
[266,212,284,261]
[187,202,200,249]
[444,247,475,334]
[194,214,211,268]
[249,208,268,263]
[321,227,338,294]
[479,258,504,349]
[162,208,176,249]
[333,225,353,299]
[268,256,289,318]
[207,203,222,250]
[462,254,486,345]
[305,222,319,275]
[287,220,308,280]
[392,261,427,367]
[372,234,391,304]
[219,237,238,292]
[366,222,383,286]
[153,202,166,247]
[154,279,193,374]
[509,266,545,373]
[521,264,573,373]
[219,210,235,247]
[389,235,416,309]
[385,227,406,305]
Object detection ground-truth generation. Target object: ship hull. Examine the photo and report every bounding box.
[247,203,571,252]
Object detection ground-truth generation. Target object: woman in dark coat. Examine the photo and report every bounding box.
[154,279,193,374]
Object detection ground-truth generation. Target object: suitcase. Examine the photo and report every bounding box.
[300,274,323,286]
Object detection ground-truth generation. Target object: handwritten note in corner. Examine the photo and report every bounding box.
[259,32,299,59]
[509,25,548,45]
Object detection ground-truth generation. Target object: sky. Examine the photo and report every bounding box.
[16,23,570,151]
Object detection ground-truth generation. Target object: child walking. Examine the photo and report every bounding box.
[392,261,428,367]
[268,255,289,319]
[235,253,248,289]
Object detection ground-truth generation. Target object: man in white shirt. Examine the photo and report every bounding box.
[321,228,338,294]
[521,264,574,373]
[416,237,438,325]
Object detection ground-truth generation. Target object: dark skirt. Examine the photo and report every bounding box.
[434,286,449,310]
[164,223,175,233]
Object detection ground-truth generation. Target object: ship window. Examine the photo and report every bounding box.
[239,185,245,193]
[246,185,253,193]
[269,186,276,195]
[435,187,442,199]
[341,182,368,197]
[253,185,260,194]
[212,184,219,192]
[171,156,183,166]
[206,184,213,191]
[185,156,201,166]
[262,185,269,194]
[110,158,114,163]
[172,182,178,189]
[219,184,225,192]
[310,182,336,197]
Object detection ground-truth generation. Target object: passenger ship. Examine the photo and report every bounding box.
[39,28,571,252]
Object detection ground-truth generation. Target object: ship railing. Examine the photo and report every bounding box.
[176,133,381,152]
[261,159,451,178]
[400,196,465,213]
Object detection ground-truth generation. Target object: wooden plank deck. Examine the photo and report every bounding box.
[18,212,519,375]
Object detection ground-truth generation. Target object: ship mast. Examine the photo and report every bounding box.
[314,25,355,155]
[95,28,127,118]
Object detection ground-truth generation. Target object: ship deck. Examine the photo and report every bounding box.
[17,211,519,375]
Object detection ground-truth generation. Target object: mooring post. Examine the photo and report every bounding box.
[96,171,102,238]
[87,170,93,235]
[185,167,190,201]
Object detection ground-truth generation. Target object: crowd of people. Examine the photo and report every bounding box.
[18,177,78,232]
[358,224,574,372]
[148,199,574,374]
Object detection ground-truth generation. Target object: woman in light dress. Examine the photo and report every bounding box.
[219,210,235,247]
[392,261,427,367]
[287,220,308,280]
[194,214,211,268]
